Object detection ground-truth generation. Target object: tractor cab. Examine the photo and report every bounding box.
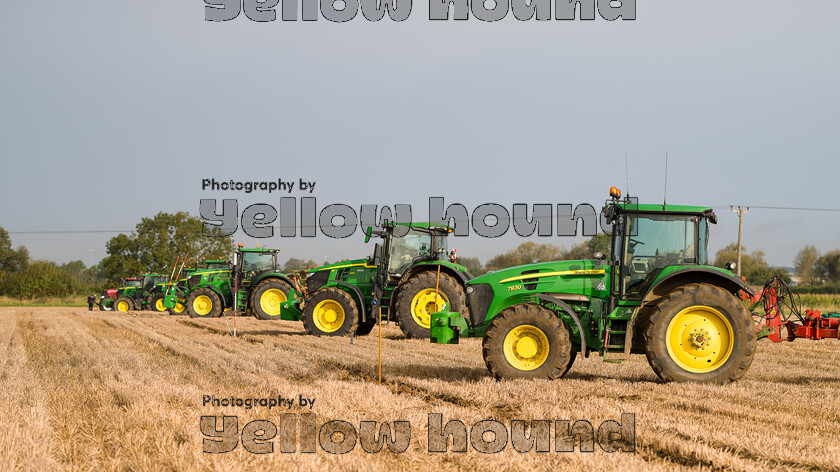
[234,247,280,288]
[141,274,168,293]
[203,260,231,270]
[121,278,142,288]
[367,223,452,284]
[603,188,718,301]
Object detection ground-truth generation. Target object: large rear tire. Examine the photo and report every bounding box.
[114,296,134,313]
[644,283,756,384]
[482,304,573,380]
[250,279,294,320]
[395,271,466,339]
[187,288,223,319]
[302,288,359,337]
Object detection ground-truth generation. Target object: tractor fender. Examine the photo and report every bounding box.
[400,263,471,287]
[325,282,368,323]
[642,267,753,307]
[250,273,301,299]
[536,294,589,358]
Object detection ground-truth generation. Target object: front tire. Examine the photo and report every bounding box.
[167,298,187,316]
[114,296,134,313]
[644,283,756,383]
[302,288,359,337]
[395,272,466,339]
[250,279,294,320]
[187,288,223,318]
[482,304,573,380]
[148,293,168,313]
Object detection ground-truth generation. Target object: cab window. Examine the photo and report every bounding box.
[242,252,274,274]
[389,229,433,275]
[621,215,698,299]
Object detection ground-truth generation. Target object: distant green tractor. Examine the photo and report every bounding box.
[158,260,231,316]
[431,188,756,384]
[302,223,471,338]
[176,247,302,320]
[99,277,142,311]
[109,274,170,312]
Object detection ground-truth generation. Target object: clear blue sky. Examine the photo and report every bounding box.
[1,1,838,268]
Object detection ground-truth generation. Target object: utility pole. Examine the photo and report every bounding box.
[730,206,749,277]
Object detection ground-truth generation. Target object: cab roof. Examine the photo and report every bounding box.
[614,202,713,215]
[391,222,453,233]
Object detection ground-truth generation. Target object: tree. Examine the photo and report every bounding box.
[815,250,840,284]
[713,243,778,285]
[101,212,234,283]
[283,258,318,271]
[794,245,820,285]
[0,226,30,275]
[565,233,612,260]
[485,242,565,272]
[1,260,78,299]
[60,260,87,279]
[457,256,485,276]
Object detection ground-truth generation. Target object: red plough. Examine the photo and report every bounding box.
[750,276,840,342]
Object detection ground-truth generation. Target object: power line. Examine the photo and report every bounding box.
[10,205,840,235]
[8,230,135,234]
[711,205,840,212]
[742,205,840,212]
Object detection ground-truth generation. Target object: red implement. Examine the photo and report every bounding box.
[752,276,840,342]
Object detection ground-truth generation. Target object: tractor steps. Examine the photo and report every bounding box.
[601,311,639,364]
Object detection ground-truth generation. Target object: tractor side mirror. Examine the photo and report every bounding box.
[372,243,383,267]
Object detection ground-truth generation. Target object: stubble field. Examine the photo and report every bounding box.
[2,307,839,471]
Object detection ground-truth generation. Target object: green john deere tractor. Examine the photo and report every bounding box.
[302,222,471,338]
[110,274,170,312]
[158,260,231,316]
[99,277,142,311]
[431,188,757,384]
[176,247,302,320]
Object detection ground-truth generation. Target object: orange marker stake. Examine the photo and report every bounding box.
[378,306,382,384]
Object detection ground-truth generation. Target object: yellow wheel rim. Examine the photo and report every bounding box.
[666,305,734,373]
[312,299,345,333]
[173,301,186,314]
[116,300,130,312]
[193,295,213,316]
[155,298,165,311]
[503,325,550,371]
[410,289,450,329]
[259,289,287,317]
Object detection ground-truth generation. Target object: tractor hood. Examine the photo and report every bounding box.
[463,258,610,329]
[308,258,371,273]
[468,259,610,299]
